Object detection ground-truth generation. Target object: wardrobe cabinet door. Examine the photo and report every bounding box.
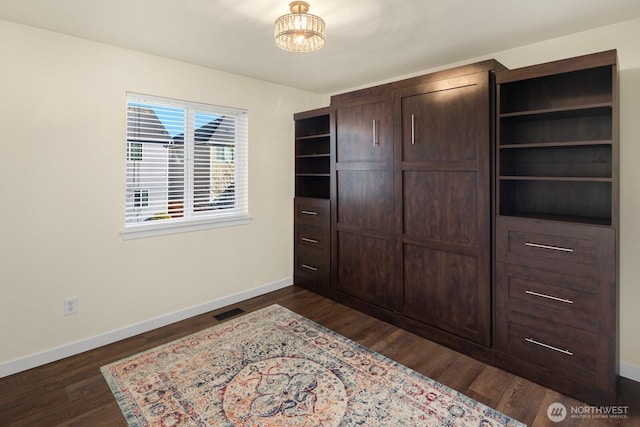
[401,83,479,164]
[397,73,492,346]
[332,94,399,310]
[335,231,396,306]
[335,100,391,163]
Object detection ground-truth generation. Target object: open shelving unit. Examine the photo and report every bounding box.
[497,60,616,226]
[294,108,331,199]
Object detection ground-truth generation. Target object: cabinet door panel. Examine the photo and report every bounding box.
[402,83,478,163]
[397,72,491,346]
[335,231,396,307]
[335,101,391,163]
[403,243,489,344]
[333,93,397,310]
[403,171,477,245]
[337,170,392,231]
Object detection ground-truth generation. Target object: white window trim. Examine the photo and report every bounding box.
[121,213,252,240]
[121,93,251,239]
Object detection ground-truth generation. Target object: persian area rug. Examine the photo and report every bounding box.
[101,304,525,426]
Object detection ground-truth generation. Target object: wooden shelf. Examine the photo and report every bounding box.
[295,154,330,159]
[500,140,611,149]
[499,176,612,182]
[295,133,330,141]
[499,102,612,118]
[497,213,612,226]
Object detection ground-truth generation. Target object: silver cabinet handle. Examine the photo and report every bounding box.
[301,264,318,272]
[525,290,574,304]
[525,242,573,253]
[301,210,318,216]
[372,119,378,146]
[525,338,573,356]
[301,237,318,244]
[411,114,415,145]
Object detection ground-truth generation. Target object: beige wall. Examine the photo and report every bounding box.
[0,20,327,370]
[1,16,638,380]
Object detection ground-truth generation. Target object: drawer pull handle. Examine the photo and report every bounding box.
[301,264,318,272]
[301,210,318,216]
[525,242,573,253]
[525,338,573,356]
[525,290,574,304]
[301,237,318,244]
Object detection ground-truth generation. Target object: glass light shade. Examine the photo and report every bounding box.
[274,5,325,52]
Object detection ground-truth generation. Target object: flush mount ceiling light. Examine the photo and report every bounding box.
[274,1,325,52]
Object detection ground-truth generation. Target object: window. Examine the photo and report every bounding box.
[123,93,249,239]
[133,190,149,208]
[127,142,142,161]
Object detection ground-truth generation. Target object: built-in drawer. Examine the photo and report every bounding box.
[496,216,613,277]
[295,197,330,225]
[294,273,328,293]
[295,224,329,253]
[496,262,598,332]
[294,247,329,280]
[495,310,597,386]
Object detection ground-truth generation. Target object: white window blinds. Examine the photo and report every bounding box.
[124,93,248,237]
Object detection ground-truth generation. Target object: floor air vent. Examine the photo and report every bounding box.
[213,307,244,321]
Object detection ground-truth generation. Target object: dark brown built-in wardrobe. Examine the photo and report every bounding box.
[292,50,618,404]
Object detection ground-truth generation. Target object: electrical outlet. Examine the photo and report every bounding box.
[64,296,78,316]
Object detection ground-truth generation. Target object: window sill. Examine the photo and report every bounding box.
[121,214,252,240]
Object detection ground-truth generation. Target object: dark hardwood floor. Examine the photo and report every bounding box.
[1,285,638,426]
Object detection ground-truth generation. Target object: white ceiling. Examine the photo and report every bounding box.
[1,0,639,94]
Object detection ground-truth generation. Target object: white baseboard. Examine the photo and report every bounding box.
[0,278,293,378]
[620,362,640,383]
[3,279,639,386]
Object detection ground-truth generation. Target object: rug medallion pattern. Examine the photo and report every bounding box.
[101,305,525,426]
